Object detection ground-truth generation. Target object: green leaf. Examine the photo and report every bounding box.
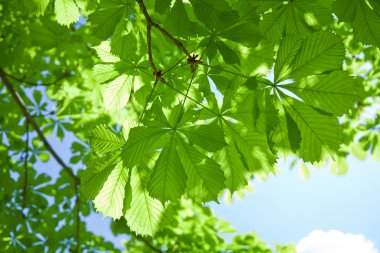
[285,71,357,116]
[88,1,127,39]
[111,20,138,61]
[93,64,119,84]
[276,31,345,82]
[93,161,129,219]
[282,96,342,162]
[224,121,275,173]
[122,127,168,168]
[216,144,249,193]
[177,138,225,202]
[216,41,240,65]
[103,74,136,110]
[273,101,301,154]
[148,133,187,203]
[54,0,80,26]
[93,41,120,63]
[333,0,357,22]
[155,0,172,14]
[38,153,50,162]
[274,34,303,82]
[189,0,238,30]
[125,166,171,236]
[219,22,263,48]
[352,0,380,47]
[181,122,226,152]
[28,0,51,16]
[80,155,120,199]
[90,124,125,155]
[164,0,192,37]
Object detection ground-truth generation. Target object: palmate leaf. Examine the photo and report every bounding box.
[333,0,356,22]
[93,161,129,219]
[224,121,276,173]
[333,0,380,47]
[148,133,187,204]
[276,31,345,82]
[180,121,227,152]
[272,99,302,154]
[259,0,332,42]
[93,41,120,63]
[216,143,249,193]
[164,0,192,37]
[219,22,263,48]
[88,0,128,40]
[189,0,238,30]
[29,0,51,16]
[281,96,342,162]
[352,0,380,47]
[125,166,171,236]
[54,0,80,26]
[285,71,357,116]
[274,34,303,82]
[177,138,225,202]
[80,155,120,200]
[102,74,138,110]
[122,127,168,168]
[93,64,119,84]
[90,124,125,155]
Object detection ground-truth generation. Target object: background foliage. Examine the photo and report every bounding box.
[1,0,380,251]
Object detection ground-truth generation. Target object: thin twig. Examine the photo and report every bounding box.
[174,70,197,127]
[74,186,81,253]
[199,63,249,78]
[5,71,70,87]
[22,121,29,217]
[138,78,159,125]
[164,82,219,116]
[136,0,191,63]
[136,236,162,253]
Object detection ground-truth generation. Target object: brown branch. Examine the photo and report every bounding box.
[0,68,82,250]
[22,121,29,218]
[5,71,70,87]
[136,235,163,253]
[146,24,157,74]
[0,68,78,183]
[74,186,81,253]
[136,0,191,73]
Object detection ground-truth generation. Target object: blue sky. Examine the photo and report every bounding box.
[209,155,380,250]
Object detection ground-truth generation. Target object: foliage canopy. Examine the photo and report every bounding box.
[1,0,380,251]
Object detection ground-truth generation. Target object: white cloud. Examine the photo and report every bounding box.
[297,230,378,253]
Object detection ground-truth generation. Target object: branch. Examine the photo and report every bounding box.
[199,63,249,78]
[74,186,81,253]
[146,24,157,74]
[136,235,163,253]
[138,77,159,125]
[164,82,219,116]
[5,71,70,87]
[174,70,197,127]
[22,121,29,217]
[136,0,191,73]
[0,68,79,184]
[0,68,82,250]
